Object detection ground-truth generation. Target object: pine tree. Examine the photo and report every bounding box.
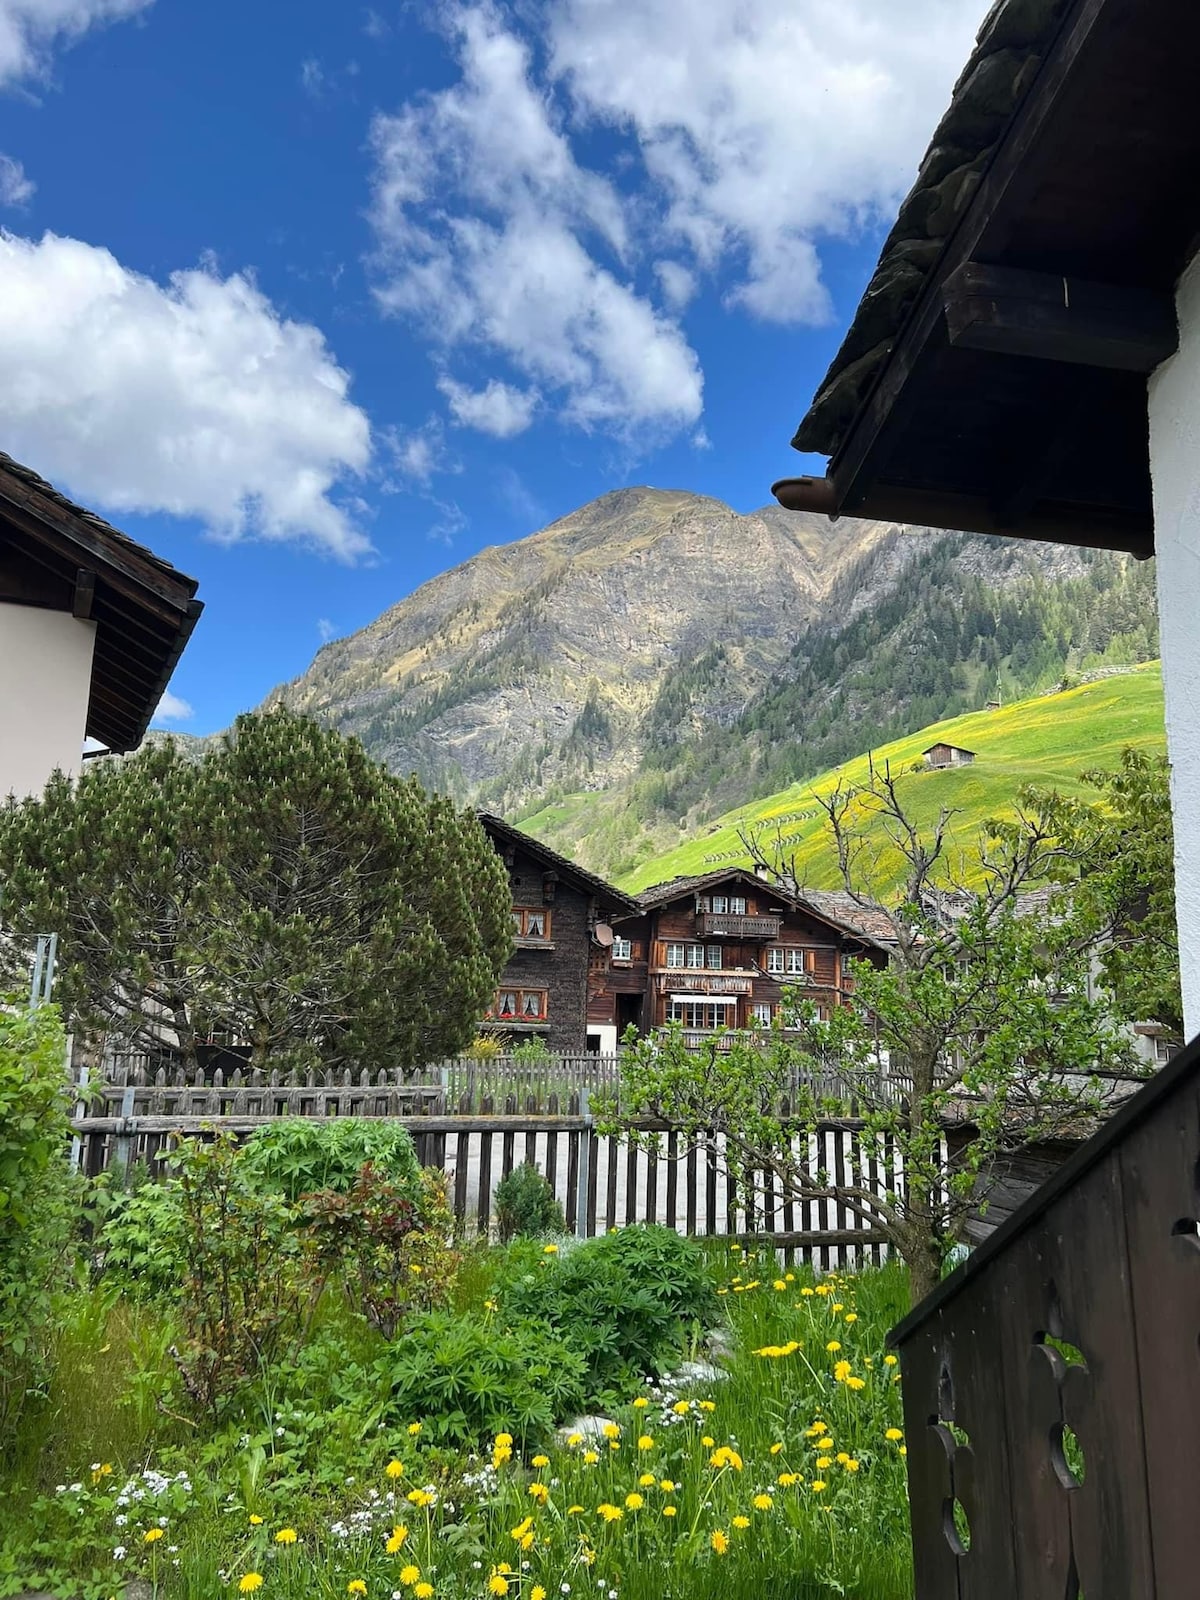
[0,710,512,1073]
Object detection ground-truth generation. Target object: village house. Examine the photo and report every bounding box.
[476,813,639,1055]
[586,867,892,1051]
[0,452,202,801]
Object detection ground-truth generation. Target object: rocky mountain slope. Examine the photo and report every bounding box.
[270,487,1158,877]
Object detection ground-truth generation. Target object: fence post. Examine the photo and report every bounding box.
[112,1081,137,1179]
[576,1087,592,1240]
[69,1051,88,1173]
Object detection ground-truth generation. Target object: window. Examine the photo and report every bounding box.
[840,951,855,977]
[489,987,548,1022]
[513,907,551,940]
[729,896,747,915]
[666,943,687,969]
[710,894,728,914]
[786,949,808,976]
[767,947,811,976]
[767,947,784,975]
[1155,1036,1179,1065]
[686,944,705,968]
[706,945,723,969]
[750,1003,773,1027]
[668,998,736,1030]
[612,936,633,962]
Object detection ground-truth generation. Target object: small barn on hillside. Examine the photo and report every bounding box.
[922,742,977,770]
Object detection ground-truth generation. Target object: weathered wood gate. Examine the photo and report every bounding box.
[890,1032,1200,1596]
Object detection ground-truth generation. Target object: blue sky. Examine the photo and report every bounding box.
[0,0,989,736]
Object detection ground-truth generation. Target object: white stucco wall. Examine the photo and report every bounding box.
[0,601,97,800]
[1149,251,1200,1041]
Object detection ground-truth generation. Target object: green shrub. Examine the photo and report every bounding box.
[302,1166,459,1338]
[239,1117,422,1202]
[493,1162,564,1241]
[95,1178,191,1299]
[504,1224,719,1400]
[378,1309,587,1445]
[0,1002,74,1434]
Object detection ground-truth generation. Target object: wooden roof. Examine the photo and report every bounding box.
[476,813,641,919]
[636,869,896,950]
[0,454,202,753]
[775,0,1200,558]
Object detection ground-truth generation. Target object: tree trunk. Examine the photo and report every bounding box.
[905,1237,943,1306]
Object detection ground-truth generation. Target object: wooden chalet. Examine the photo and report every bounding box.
[922,741,976,770]
[587,867,892,1050]
[476,814,640,1055]
[0,451,202,799]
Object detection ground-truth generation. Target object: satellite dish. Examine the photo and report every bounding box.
[593,923,614,947]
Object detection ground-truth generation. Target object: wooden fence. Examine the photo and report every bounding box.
[69,1057,900,1266]
[889,1031,1200,1596]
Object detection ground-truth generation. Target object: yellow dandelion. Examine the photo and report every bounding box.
[386,1460,405,1480]
[659,1479,676,1492]
[637,1435,655,1451]
[845,1313,858,1324]
[835,1452,850,1465]
[702,1435,716,1449]
[543,1244,559,1254]
[831,1302,844,1312]
[816,1457,832,1470]
[597,1503,623,1523]
[899,1446,908,1458]
[709,1446,743,1471]
[583,1450,600,1466]
[632,1397,649,1409]
[638,1472,656,1487]
[777,1473,799,1487]
[414,1587,434,1600]
[833,1360,852,1384]
[884,1354,899,1367]
[399,1566,421,1587]
[711,1529,729,1556]
[826,1340,842,1353]
[769,1442,783,1455]
[801,1287,815,1297]
[567,1432,584,1449]
[846,1376,866,1391]
[773,1279,787,1291]
[406,1489,434,1508]
[531,1454,550,1468]
[386,1526,409,1553]
[817,1438,835,1452]
[238,1576,264,1594]
[662,1505,677,1518]
[845,1459,860,1472]
[348,1584,367,1596]
[531,1589,546,1600]
[407,1422,422,1436]
[625,1493,644,1511]
[885,1428,904,1442]
[811,1480,827,1493]
[671,1400,691,1416]
[487,1579,509,1598]
[510,1517,534,1542]
[528,1482,549,1504]
[568,1505,584,1515]
[274,1528,297,1545]
[143,1529,164,1545]
[248,1515,264,1526]
[753,1494,773,1511]
[698,1400,716,1412]
[732,1515,750,1529]
[602,1422,621,1440]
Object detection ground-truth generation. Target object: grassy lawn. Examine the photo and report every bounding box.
[622,663,1166,895]
[0,1237,915,1600]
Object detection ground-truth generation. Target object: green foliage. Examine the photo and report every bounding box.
[302,1166,458,1338]
[168,1137,309,1422]
[0,1002,73,1434]
[492,1162,565,1242]
[504,1226,719,1399]
[239,1117,423,1204]
[0,709,513,1072]
[378,1309,588,1445]
[1023,748,1181,1036]
[94,1179,191,1300]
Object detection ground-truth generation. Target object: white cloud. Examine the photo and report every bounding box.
[549,0,991,323]
[0,231,373,559]
[654,260,696,313]
[438,375,538,438]
[316,617,337,643]
[0,0,152,87]
[299,56,324,97]
[369,1,703,441]
[0,153,33,206]
[384,416,451,486]
[152,688,193,724]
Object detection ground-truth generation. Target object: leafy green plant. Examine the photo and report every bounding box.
[493,1162,564,1241]
[378,1309,587,1445]
[239,1117,423,1203]
[301,1166,458,1338]
[94,1178,191,1300]
[0,1002,74,1436]
[169,1137,309,1421]
[510,1037,553,1066]
[504,1225,719,1400]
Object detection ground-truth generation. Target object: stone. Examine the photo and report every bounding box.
[556,1414,617,1444]
[707,1326,736,1359]
[671,1358,728,1387]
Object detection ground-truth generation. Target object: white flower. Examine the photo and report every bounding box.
[114,1515,128,1527]
[113,1547,126,1561]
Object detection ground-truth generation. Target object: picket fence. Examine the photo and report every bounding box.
[69,1053,902,1266]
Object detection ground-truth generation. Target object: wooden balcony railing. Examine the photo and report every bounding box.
[889,1035,1200,1597]
[696,912,782,939]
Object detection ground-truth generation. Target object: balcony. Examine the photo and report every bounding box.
[655,972,753,995]
[696,912,782,939]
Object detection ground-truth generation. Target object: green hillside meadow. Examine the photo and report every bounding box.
[620,665,1166,897]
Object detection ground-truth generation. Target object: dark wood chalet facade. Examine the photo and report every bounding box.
[477,814,640,1055]
[587,868,892,1051]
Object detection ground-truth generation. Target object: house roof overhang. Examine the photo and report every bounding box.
[774,0,1200,560]
[476,812,642,920]
[0,454,202,752]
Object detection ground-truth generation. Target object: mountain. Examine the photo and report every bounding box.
[271,487,1159,878]
[623,666,1167,897]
